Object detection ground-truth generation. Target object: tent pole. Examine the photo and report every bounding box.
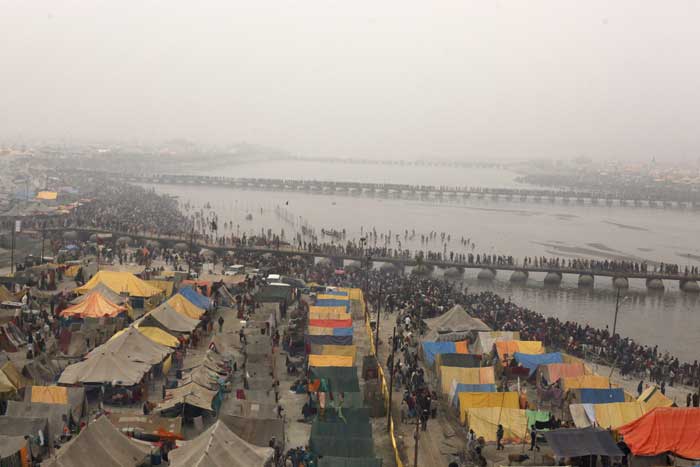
[387,326,396,432]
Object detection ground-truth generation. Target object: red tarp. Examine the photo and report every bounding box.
[309,319,353,328]
[618,408,700,459]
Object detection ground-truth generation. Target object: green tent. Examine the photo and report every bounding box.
[310,367,360,392]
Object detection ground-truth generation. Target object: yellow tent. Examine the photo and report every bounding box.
[309,306,348,320]
[146,280,174,297]
[317,294,349,301]
[36,191,58,200]
[466,407,529,443]
[593,402,644,430]
[562,375,610,391]
[338,288,364,302]
[458,392,521,424]
[30,385,68,405]
[0,361,28,399]
[75,271,163,297]
[307,326,335,336]
[440,366,495,395]
[0,284,14,302]
[166,294,205,319]
[308,354,354,368]
[495,340,544,362]
[65,265,82,278]
[112,325,180,348]
[60,292,127,319]
[313,344,357,363]
[638,386,674,412]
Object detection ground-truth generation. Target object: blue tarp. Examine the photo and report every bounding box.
[179,286,211,310]
[324,291,349,297]
[308,335,353,345]
[513,352,563,376]
[451,384,497,407]
[422,342,456,366]
[316,299,350,310]
[578,388,625,404]
[333,327,353,336]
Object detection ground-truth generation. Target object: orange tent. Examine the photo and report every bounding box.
[60,292,126,318]
[618,408,700,459]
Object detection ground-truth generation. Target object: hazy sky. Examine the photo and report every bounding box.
[1,1,699,161]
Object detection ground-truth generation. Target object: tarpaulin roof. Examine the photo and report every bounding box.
[60,291,127,319]
[317,294,349,301]
[562,375,610,391]
[136,326,180,348]
[449,382,497,407]
[145,302,201,333]
[473,331,520,355]
[255,285,292,303]
[42,416,150,467]
[593,402,644,430]
[224,400,279,419]
[424,304,490,341]
[167,294,206,319]
[458,392,520,424]
[158,381,219,413]
[309,422,374,459]
[146,280,174,297]
[308,354,354,368]
[618,408,700,459]
[439,366,495,395]
[544,427,624,458]
[101,326,173,365]
[315,299,350,310]
[170,420,273,467]
[220,414,284,447]
[308,325,353,336]
[36,191,58,200]
[0,435,27,460]
[321,290,349,296]
[5,401,73,447]
[513,352,563,376]
[178,286,211,309]
[28,385,68,405]
[75,271,162,297]
[58,350,152,386]
[310,344,357,359]
[421,341,458,366]
[310,366,360,392]
[309,307,348,320]
[308,335,353,346]
[0,361,28,395]
[466,407,529,443]
[541,362,586,384]
[435,353,480,370]
[578,388,625,405]
[70,283,129,306]
[496,341,544,362]
[637,386,674,412]
[309,318,353,328]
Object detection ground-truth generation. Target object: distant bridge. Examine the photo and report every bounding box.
[81,171,700,209]
[47,227,700,293]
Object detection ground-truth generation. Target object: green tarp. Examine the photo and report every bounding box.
[255,285,292,303]
[526,409,551,430]
[310,367,360,392]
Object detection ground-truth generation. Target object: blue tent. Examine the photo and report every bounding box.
[513,352,563,376]
[421,341,456,366]
[308,335,353,345]
[578,388,625,404]
[179,286,211,310]
[333,327,353,337]
[316,299,350,310]
[451,384,497,407]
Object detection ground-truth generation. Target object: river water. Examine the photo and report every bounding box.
[147,160,700,361]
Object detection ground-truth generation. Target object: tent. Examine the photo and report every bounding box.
[539,362,586,384]
[136,326,180,348]
[309,366,360,393]
[315,299,350,310]
[178,286,211,310]
[458,392,520,424]
[100,326,172,365]
[308,354,354,368]
[449,382,497,407]
[41,416,150,467]
[146,280,174,298]
[472,331,520,355]
[423,304,490,341]
[25,385,86,420]
[421,341,460,366]
[75,271,162,297]
[513,352,563,377]
[543,427,623,458]
[0,416,48,459]
[618,407,700,459]
[5,400,74,446]
[576,388,625,405]
[58,350,151,386]
[70,283,129,307]
[569,404,593,428]
[562,375,610,391]
[220,414,285,448]
[308,335,353,346]
[593,402,645,430]
[309,306,348,320]
[309,417,375,459]
[224,400,279,420]
[167,294,205,319]
[169,421,273,467]
[435,353,481,370]
[255,285,293,304]
[309,318,353,328]
[143,302,201,333]
[0,435,29,466]
[317,294,349,301]
[158,381,220,414]
[495,341,544,363]
[0,284,15,302]
[108,413,182,440]
[0,360,28,399]
[439,366,495,395]
[637,386,674,412]
[60,291,127,319]
[308,326,352,337]
[465,407,529,443]
[310,344,357,361]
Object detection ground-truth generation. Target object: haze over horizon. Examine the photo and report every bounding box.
[2,1,699,162]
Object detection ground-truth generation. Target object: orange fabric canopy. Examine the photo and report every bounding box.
[309,319,352,328]
[618,408,700,459]
[60,291,126,318]
[543,362,585,383]
[454,341,469,354]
